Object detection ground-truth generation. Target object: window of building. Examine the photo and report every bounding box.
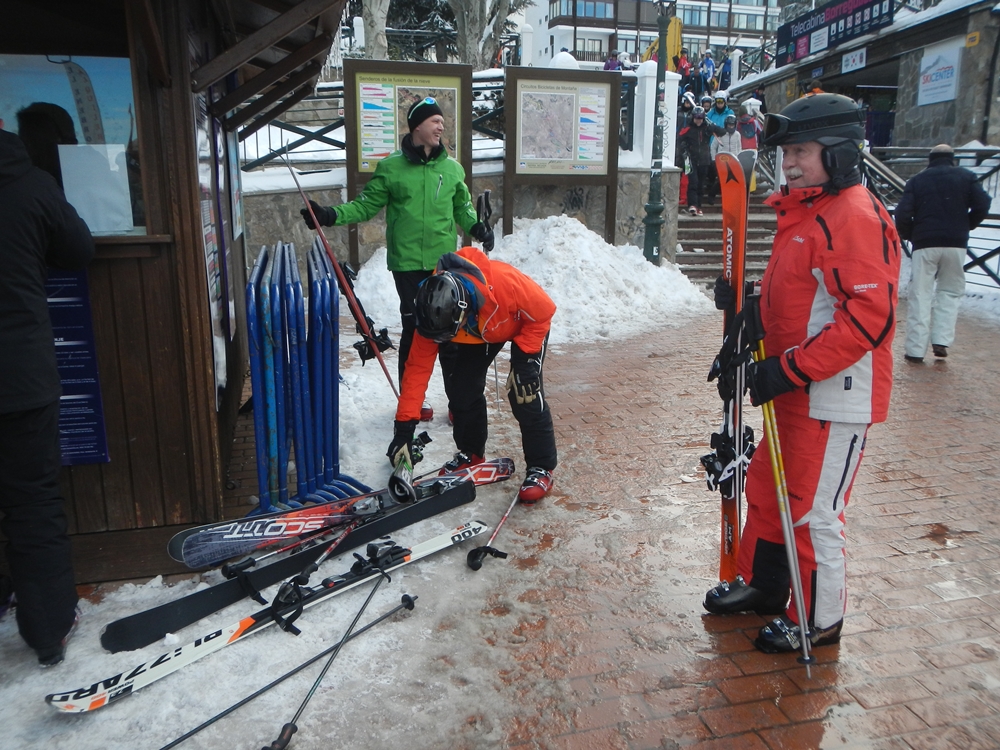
[766,14,779,30]
[710,11,729,27]
[0,54,145,235]
[680,7,707,26]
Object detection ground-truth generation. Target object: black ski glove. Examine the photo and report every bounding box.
[508,346,542,404]
[746,356,797,407]
[713,275,735,311]
[301,200,337,229]
[470,221,494,252]
[386,420,418,463]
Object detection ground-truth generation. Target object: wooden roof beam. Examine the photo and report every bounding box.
[190,0,341,92]
[221,61,321,130]
[210,32,331,116]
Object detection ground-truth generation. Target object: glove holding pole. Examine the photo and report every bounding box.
[473,190,494,253]
[300,200,336,229]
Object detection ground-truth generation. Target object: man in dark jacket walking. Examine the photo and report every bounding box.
[895,144,991,361]
[0,128,94,666]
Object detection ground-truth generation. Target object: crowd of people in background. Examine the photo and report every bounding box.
[674,47,766,215]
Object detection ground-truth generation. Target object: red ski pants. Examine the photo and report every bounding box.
[737,406,868,630]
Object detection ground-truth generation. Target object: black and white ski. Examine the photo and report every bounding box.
[100,479,479,654]
[48,520,489,713]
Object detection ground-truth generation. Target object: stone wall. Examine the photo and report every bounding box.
[887,11,1000,147]
[244,167,681,269]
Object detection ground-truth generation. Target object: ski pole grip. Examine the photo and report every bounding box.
[263,722,297,750]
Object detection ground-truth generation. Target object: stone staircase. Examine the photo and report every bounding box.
[674,191,776,283]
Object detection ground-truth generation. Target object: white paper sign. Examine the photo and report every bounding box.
[917,38,963,106]
[58,144,133,234]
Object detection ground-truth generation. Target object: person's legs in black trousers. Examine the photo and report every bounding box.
[687,162,702,210]
[0,401,78,654]
[442,343,503,458]
[507,341,558,471]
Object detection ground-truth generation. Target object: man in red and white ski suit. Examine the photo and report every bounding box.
[704,94,901,654]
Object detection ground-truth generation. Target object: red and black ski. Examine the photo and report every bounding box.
[169,457,514,569]
[702,150,758,582]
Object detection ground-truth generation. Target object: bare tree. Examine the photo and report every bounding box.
[362,0,391,59]
[448,0,525,70]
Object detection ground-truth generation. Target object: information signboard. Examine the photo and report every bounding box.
[514,79,614,176]
[47,270,109,465]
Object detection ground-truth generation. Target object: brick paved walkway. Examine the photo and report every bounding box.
[219,303,1000,749]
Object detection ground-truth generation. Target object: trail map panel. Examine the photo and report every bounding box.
[515,80,612,175]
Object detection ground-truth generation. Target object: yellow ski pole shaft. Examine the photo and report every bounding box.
[755,341,814,676]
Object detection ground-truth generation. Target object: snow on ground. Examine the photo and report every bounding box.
[0,216,713,750]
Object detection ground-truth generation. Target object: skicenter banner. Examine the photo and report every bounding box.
[776,0,893,68]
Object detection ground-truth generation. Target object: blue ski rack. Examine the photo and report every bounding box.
[245,242,370,515]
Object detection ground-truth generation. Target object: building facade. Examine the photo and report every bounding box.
[523,0,778,67]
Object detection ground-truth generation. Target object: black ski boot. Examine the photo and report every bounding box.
[754,615,842,654]
[703,575,788,615]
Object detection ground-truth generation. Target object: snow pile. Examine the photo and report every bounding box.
[493,216,713,343]
[353,214,713,347]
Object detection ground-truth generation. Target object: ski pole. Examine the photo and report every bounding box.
[467,490,518,570]
[281,155,399,398]
[261,568,392,750]
[755,341,815,677]
[492,360,502,411]
[159,594,417,750]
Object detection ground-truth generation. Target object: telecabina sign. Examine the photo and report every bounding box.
[776,0,893,68]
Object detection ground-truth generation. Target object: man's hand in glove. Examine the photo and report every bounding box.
[386,420,418,463]
[747,356,798,407]
[301,200,337,229]
[507,346,542,405]
[470,221,494,252]
[713,275,735,311]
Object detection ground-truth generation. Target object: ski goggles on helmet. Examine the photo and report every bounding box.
[762,107,865,146]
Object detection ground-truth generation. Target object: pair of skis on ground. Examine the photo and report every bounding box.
[48,458,514,712]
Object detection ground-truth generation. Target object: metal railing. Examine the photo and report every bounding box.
[238,72,639,169]
[738,41,776,79]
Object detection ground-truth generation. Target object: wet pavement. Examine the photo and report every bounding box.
[221,302,1000,749]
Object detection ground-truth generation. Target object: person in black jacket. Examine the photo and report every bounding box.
[0,127,94,666]
[895,144,991,362]
[678,107,721,215]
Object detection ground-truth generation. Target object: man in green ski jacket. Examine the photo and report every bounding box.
[303,97,493,418]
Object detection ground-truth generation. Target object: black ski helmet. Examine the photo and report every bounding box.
[763,93,866,191]
[414,272,469,343]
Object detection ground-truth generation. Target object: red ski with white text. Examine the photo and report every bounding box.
[701,150,758,582]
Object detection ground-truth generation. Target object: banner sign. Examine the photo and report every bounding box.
[917,38,963,106]
[776,0,893,68]
[47,270,109,465]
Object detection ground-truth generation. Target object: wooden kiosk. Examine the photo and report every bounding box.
[2,0,346,582]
